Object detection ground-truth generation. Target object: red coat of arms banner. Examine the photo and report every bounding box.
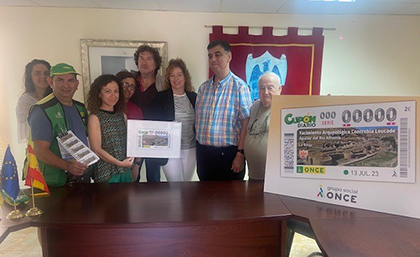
[210,26,324,100]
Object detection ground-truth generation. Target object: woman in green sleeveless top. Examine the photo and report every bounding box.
[87,75,134,183]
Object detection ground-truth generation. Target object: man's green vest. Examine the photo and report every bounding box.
[32,93,88,186]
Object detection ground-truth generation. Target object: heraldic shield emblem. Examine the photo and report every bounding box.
[246,51,287,101]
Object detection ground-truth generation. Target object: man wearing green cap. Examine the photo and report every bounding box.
[28,63,90,186]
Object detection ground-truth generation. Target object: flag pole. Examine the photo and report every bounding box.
[31,178,35,208]
[6,199,24,220]
[26,178,43,217]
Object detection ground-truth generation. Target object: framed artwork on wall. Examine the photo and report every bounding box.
[80,39,168,103]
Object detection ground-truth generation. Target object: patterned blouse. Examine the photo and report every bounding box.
[94,110,127,182]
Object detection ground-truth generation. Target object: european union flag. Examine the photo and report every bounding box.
[1,146,19,199]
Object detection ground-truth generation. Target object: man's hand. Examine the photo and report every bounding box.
[66,161,87,176]
[34,140,87,176]
[231,153,245,173]
[231,118,249,173]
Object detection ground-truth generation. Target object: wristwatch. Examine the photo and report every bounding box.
[237,149,244,154]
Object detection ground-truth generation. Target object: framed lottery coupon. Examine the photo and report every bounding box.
[127,120,182,158]
[264,96,420,219]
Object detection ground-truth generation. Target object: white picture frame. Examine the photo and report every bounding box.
[80,39,168,104]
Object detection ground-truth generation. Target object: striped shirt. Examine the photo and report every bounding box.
[174,94,196,149]
[196,71,252,147]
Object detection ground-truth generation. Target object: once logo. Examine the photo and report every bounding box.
[297,166,325,174]
[317,185,324,197]
[326,192,357,203]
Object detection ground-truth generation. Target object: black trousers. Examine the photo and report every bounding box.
[134,158,167,182]
[145,158,162,182]
[196,142,245,181]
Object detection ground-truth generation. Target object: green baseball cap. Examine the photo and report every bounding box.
[50,63,80,77]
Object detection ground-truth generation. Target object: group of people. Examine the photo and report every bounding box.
[16,40,283,187]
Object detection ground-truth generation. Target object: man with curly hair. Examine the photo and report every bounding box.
[28,63,90,186]
[130,45,167,182]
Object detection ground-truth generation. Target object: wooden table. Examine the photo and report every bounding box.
[32,181,290,257]
[1,181,420,256]
[280,195,420,256]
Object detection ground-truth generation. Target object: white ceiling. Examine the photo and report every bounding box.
[1,0,420,15]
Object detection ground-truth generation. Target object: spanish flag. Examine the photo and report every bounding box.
[25,145,49,195]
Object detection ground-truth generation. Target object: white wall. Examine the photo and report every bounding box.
[1,7,420,178]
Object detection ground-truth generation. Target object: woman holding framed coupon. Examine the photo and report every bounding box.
[87,75,134,183]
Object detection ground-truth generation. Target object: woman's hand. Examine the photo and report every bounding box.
[120,157,135,168]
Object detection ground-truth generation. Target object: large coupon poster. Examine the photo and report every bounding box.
[264,96,420,219]
[281,101,415,183]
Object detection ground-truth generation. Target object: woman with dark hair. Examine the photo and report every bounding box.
[87,74,134,183]
[115,70,143,181]
[15,59,52,142]
[115,70,143,120]
[131,44,166,182]
[151,58,197,181]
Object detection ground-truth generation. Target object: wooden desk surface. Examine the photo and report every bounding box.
[279,195,420,257]
[1,181,420,257]
[310,216,420,256]
[32,181,290,228]
[280,195,393,220]
[31,181,290,256]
